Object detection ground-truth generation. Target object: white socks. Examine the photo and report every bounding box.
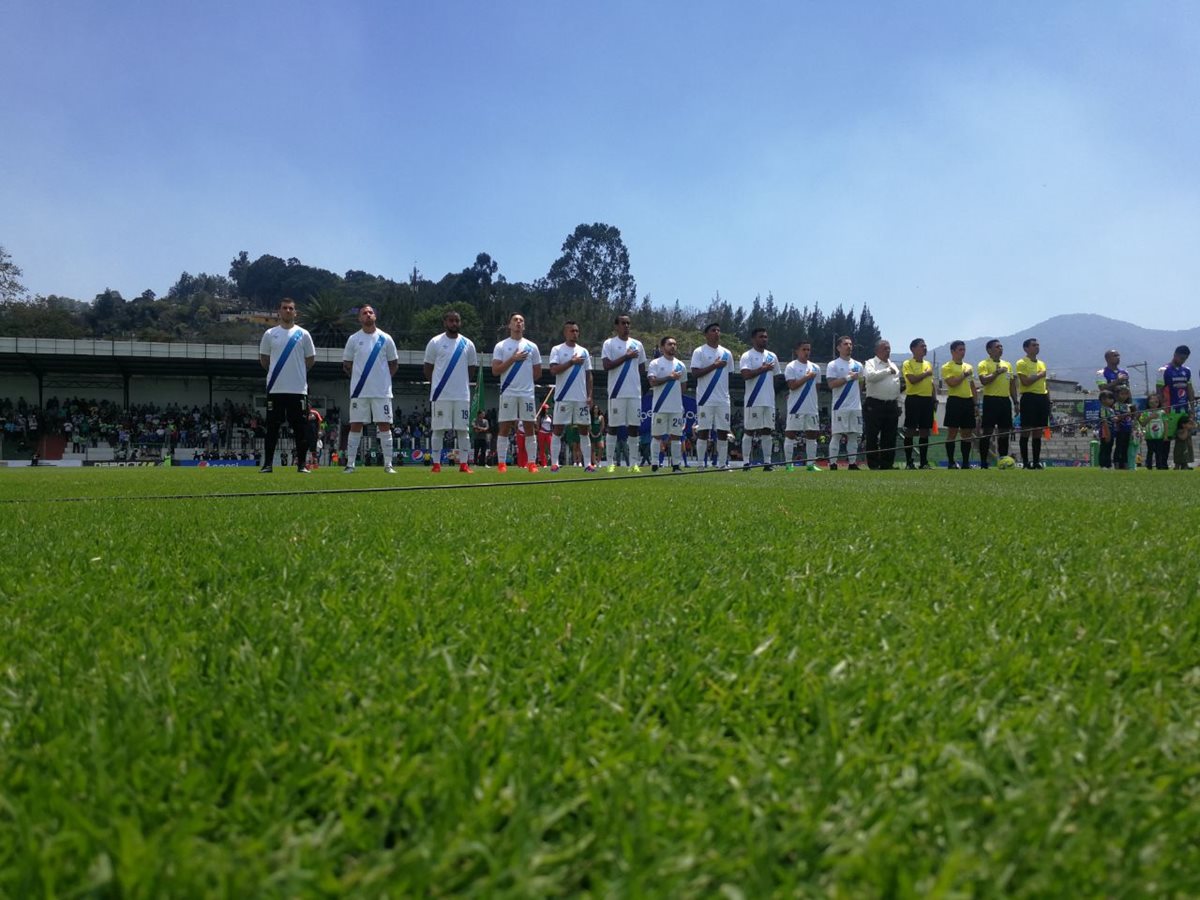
[783,438,794,463]
[581,439,592,468]
[742,435,753,466]
[696,438,708,465]
[846,435,859,464]
[456,429,470,464]
[717,439,728,466]
[806,438,818,462]
[379,430,393,466]
[497,434,509,464]
[671,440,683,465]
[346,431,362,467]
[431,431,443,463]
[525,434,537,464]
[550,435,562,466]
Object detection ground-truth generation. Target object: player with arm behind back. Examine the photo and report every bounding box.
[258,297,317,474]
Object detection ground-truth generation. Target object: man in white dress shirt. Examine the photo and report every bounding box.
[862,339,902,470]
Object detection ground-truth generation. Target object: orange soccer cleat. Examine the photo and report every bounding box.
[431,462,442,473]
[459,463,474,474]
[497,462,508,474]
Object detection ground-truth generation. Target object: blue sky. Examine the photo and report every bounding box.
[2,0,1197,345]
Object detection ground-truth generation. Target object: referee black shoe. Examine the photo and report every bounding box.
[297,467,311,474]
[259,465,273,474]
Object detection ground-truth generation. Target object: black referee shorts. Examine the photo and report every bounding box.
[981,395,1014,432]
[904,394,934,430]
[1019,392,1051,428]
[943,396,976,429]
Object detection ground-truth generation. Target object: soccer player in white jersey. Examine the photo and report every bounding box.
[422,309,479,474]
[690,322,734,469]
[258,297,317,474]
[647,335,688,472]
[547,320,595,472]
[784,339,823,472]
[342,305,400,473]
[601,314,648,471]
[491,312,543,474]
[825,335,864,470]
[738,328,784,471]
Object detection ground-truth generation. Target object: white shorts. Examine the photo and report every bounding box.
[432,399,471,429]
[786,412,820,433]
[697,403,731,431]
[744,405,775,431]
[554,400,590,426]
[831,409,863,434]
[652,412,683,436]
[349,397,393,424]
[607,396,641,428]
[499,394,537,422]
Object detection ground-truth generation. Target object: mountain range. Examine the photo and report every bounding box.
[918,314,1200,394]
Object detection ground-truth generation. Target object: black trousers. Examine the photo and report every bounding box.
[264,393,309,468]
[1146,438,1169,469]
[863,397,900,469]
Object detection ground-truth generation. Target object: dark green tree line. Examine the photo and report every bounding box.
[0,232,882,356]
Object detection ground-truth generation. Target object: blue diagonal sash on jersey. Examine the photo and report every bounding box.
[697,353,727,406]
[500,344,526,394]
[789,379,814,415]
[430,337,467,402]
[610,357,634,396]
[653,380,675,412]
[351,334,386,399]
[833,374,857,410]
[266,330,304,393]
[747,371,769,405]
[557,356,585,400]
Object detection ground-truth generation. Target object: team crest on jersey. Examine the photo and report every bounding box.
[436,408,444,418]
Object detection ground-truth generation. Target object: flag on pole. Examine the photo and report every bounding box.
[469,362,486,422]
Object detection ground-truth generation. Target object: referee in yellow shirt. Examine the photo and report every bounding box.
[940,340,978,469]
[901,338,936,469]
[1016,337,1050,469]
[976,339,1018,468]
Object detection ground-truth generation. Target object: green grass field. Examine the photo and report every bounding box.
[2,466,1198,897]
